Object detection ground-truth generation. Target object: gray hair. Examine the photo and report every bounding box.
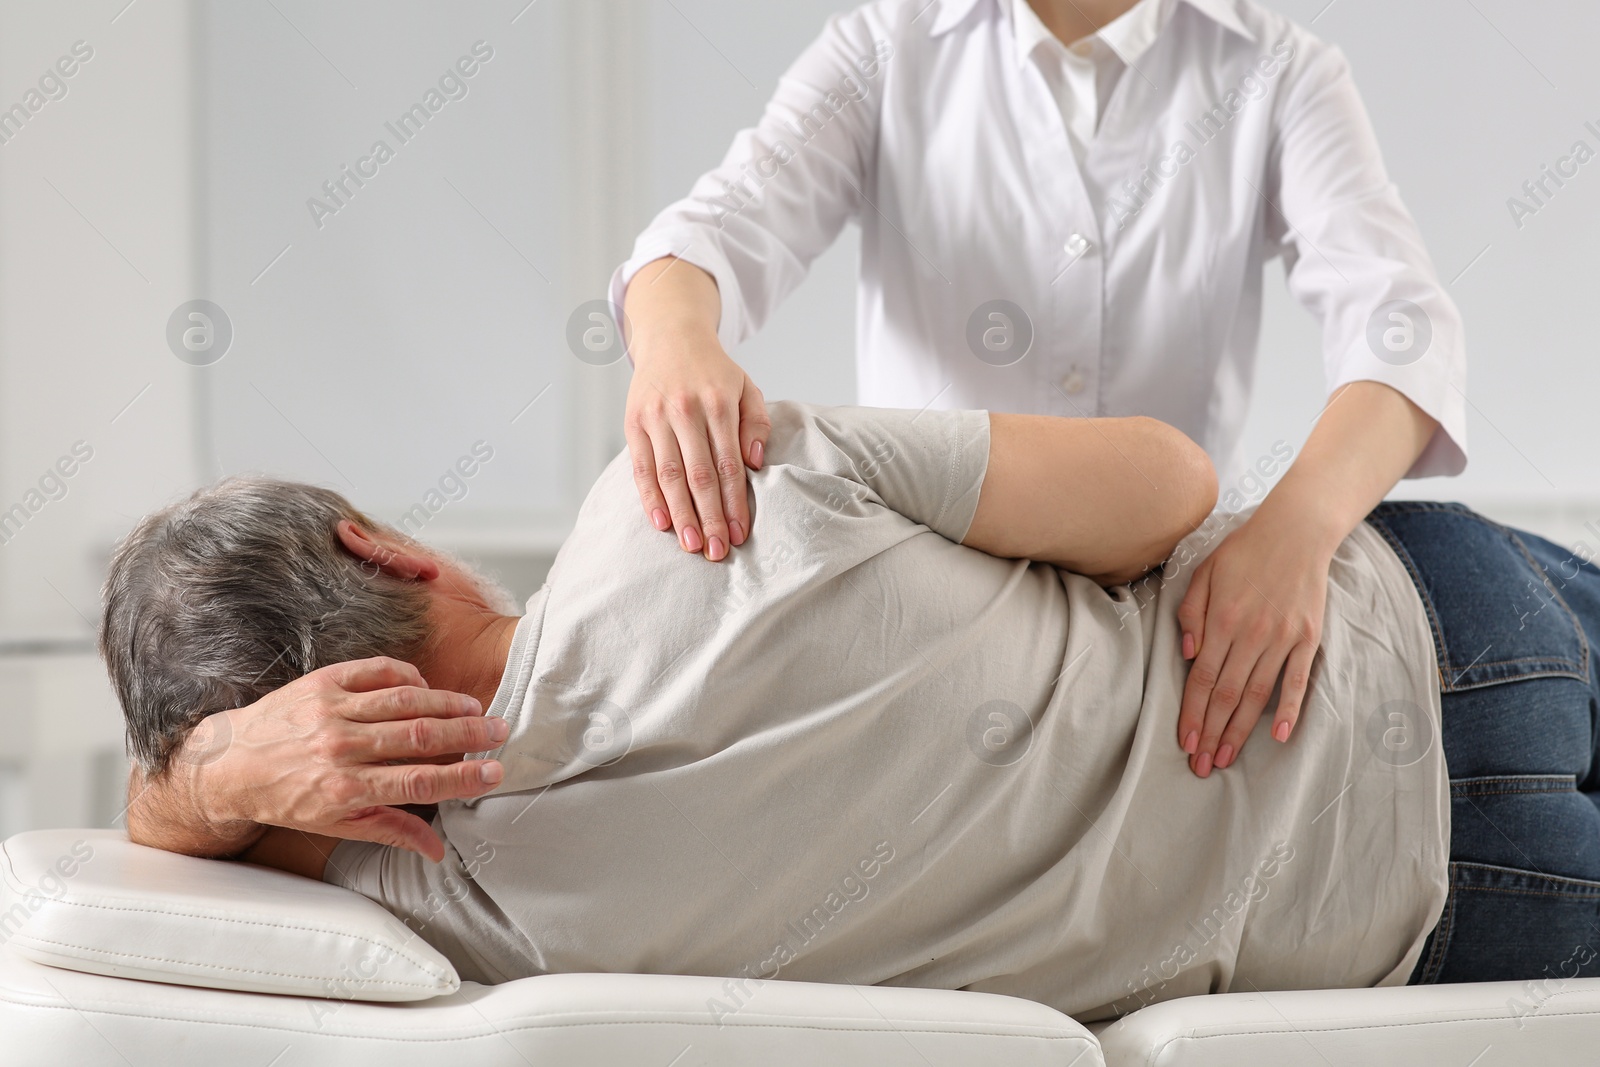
[100,475,434,775]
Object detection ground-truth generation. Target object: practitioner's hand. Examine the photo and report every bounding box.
[1175,507,1334,777]
[128,658,506,863]
[622,256,770,562]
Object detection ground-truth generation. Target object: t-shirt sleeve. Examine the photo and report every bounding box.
[322,836,522,985]
[770,402,991,543]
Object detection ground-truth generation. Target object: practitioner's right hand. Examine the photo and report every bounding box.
[133,658,505,863]
[622,256,770,562]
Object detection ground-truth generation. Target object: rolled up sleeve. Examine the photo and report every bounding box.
[608,9,892,352]
[1266,45,1468,478]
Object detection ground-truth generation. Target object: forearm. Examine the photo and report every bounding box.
[125,762,263,859]
[623,256,722,359]
[966,413,1219,583]
[1254,381,1438,552]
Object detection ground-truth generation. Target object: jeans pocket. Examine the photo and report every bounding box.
[1425,861,1600,987]
[1365,504,1590,691]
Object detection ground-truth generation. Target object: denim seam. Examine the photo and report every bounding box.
[1450,860,1600,894]
[1450,774,1575,785]
[1444,655,1585,671]
[1453,786,1578,798]
[1451,884,1600,901]
[1363,514,1451,689]
[1439,665,1591,694]
[1373,502,1478,517]
[1450,776,1579,799]
[1507,528,1593,683]
[1418,868,1457,984]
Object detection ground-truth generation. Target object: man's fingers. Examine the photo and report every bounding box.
[669,409,732,562]
[362,713,509,762]
[340,684,482,724]
[738,376,772,471]
[356,758,504,810]
[624,419,673,533]
[1272,642,1316,743]
[322,657,428,694]
[336,806,448,863]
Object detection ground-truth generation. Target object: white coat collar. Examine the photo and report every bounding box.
[926,0,1257,46]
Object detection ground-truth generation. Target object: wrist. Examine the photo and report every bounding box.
[125,760,264,858]
[1252,479,1349,559]
[187,710,261,831]
[627,315,720,362]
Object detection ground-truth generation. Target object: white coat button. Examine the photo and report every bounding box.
[1059,367,1087,395]
[1064,233,1091,257]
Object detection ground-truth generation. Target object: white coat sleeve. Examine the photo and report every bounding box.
[608,9,894,350]
[1264,42,1468,478]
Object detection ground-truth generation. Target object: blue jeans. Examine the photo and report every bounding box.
[1362,502,1600,987]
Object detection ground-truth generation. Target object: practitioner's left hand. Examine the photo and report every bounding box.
[1175,507,1334,777]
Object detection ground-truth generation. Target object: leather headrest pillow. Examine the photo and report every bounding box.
[0,829,458,1001]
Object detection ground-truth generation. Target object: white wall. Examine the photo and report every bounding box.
[0,0,200,831]
[640,0,863,411]
[0,0,202,642]
[196,1,587,548]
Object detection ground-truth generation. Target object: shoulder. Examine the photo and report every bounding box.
[1224,0,1352,94]
[804,0,934,47]
[757,400,856,473]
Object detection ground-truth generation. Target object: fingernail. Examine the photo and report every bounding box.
[1183,730,1198,755]
[487,718,509,742]
[1182,632,1195,659]
[750,440,764,468]
[1273,721,1291,742]
[682,526,703,552]
[1195,751,1213,777]
[479,761,503,785]
[460,695,483,714]
[729,519,745,545]
[708,535,726,561]
[1216,743,1233,768]
[651,508,669,531]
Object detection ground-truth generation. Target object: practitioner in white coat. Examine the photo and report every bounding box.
[608,0,1466,779]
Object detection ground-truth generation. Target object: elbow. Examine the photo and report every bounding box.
[1176,428,1219,530]
[1155,421,1216,551]
[1103,420,1216,584]
[1129,417,1217,525]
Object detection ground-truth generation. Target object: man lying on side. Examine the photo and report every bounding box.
[113,401,1600,1020]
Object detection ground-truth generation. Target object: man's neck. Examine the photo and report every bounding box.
[417,608,522,712]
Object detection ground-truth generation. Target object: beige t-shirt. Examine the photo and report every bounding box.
[327,402,1448,1022]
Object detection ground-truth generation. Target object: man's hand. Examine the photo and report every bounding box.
[126,658,507,863]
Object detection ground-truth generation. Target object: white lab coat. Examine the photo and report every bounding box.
[611,0,1467,482]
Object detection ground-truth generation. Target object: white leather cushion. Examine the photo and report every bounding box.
[0,829,458,1001]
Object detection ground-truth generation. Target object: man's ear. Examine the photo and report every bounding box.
[334,519,442,582]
